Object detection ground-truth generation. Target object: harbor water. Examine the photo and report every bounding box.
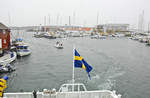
[2,32,150,98]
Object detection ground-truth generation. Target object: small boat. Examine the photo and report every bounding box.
[16,44,31,56]
[0,51,17,66]
[71,31,81,37]
[0,63,15,73]
[91,35,106,39]
[54,42,63,49]
[33,32,45,38]
[146,40,150,46]
[44,32,56,39]
[12,38,24,45]
[13,38,31,56]
[140,37,147,43]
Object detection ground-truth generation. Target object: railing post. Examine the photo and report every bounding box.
[118,94,121,98]
[113,90,116,94]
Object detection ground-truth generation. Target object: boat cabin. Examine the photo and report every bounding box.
[16,45,29,50]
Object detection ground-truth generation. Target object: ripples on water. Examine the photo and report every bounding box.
[1,31,150,98]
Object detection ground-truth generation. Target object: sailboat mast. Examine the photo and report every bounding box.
[44,16,46,32]
[97,11,99,25]
[48,14,50,26]
[142,10,144,33]
[8,12,11,27]
[69,16,71,26]
[148,22,150,33]
[73,11,75,26]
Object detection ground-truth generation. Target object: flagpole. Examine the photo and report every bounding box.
[72,45,75,91]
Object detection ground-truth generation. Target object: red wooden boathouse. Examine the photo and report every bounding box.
[0,23,10,50]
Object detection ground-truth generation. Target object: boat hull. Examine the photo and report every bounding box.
[17,50,31,57]
[54,45,63,49]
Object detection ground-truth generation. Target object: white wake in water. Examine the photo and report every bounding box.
[87,66,125,90]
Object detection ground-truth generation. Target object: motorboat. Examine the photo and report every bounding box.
[91,35,106,39]
[0,51,17,66]
[33,32,45,38]
[44,32,56,39]
[0,63,15,73]
[16,44,31,56]
[13,38,31,56]
[146,40,150,46]
[54,42,63,49]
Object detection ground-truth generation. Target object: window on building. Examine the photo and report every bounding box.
[4,39,6,44]
[3,30,6,34]
[0,29,2,33]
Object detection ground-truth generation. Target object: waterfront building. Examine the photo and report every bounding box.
[97,24,129,34]
[0,23,10,50]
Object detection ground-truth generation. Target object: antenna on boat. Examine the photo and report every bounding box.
[73,11,76,26]
[72,45,75,91]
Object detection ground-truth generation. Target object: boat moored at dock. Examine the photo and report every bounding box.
[0,63,15,73]
[16,45,31,56]
[13,38,31,57]
[91,35,106,39]
[0,51,16,66]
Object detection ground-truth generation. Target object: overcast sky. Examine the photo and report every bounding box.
[0,0,150,28]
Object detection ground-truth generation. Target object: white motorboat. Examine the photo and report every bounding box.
[54,42,63,49]
[16,44,31,56]
[13,38,31,56]
[71,32,81,37]
[0,51,17,66]
[33,32,45,38]
[91,35,106,39]
[44,32,56,39]
[0,63,15,73]
[146,40,150,46]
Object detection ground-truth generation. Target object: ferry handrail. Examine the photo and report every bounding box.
[58,83,87,92]
[4,90,121,98]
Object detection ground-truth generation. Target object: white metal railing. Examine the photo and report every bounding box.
[3,90,121,98]
[3,83,121,98]
[58,83,87,92]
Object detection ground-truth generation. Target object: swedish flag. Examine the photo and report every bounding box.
[74,49,93,79]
